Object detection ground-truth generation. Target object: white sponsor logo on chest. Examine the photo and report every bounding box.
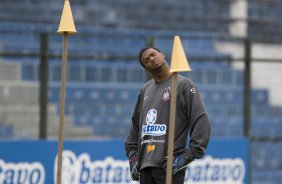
[141,109,167,138]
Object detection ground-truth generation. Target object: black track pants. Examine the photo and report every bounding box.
[140,167,185,184]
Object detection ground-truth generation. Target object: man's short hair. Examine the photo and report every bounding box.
[138,47,161,68]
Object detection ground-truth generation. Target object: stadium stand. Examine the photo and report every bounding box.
[3,27,280,140]
[0,0,282,183]
[248,0,282,42]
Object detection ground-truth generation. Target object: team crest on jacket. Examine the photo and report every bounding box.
[162,87,171,101]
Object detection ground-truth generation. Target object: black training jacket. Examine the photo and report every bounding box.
[125,75,211,170]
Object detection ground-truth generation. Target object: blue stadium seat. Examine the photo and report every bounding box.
[0,124,13,138]
[199,86,243,105]
[252,170,282,184]
[251,142,282,170]
[252,89,269,105]
[209,115,243,137]
[251,117,282,138]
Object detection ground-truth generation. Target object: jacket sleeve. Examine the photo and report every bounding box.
[125,91,142,158]
[185,84,211,160]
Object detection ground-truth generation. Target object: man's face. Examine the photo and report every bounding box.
[140,48,165,72]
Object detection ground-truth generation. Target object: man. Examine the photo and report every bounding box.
[125,47,211,184]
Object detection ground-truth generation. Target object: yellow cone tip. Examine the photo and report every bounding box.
[57,0,77,34]
[170,36,191,73]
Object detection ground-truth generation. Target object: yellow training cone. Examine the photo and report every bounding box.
[170,36,191,73]
[57,0,77,34]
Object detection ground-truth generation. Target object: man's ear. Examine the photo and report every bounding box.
[162,53,166,58]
